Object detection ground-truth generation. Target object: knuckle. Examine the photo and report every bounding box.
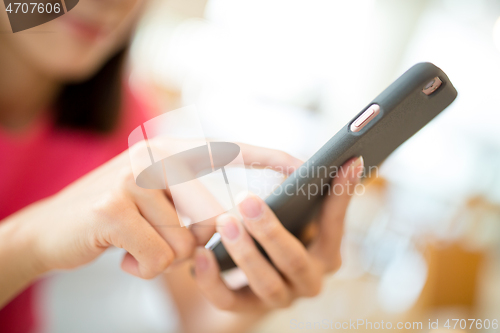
[118,166,135,182]
[260,281,285,303]
[119,171,144,194]
[302,274,323,297]
[129,185,160,202]
[114,166,135,188]
[236,245,255,264]
[251,217,280,241]
[139,262,160,280]
[216,297,236,311]
[141,269,158,280]
[216,295,237,311]
[303,278,323,298]
[91,190,129,221]
[267,290,293,309]
[153,250,174,273]
[121,173,138,190]
[286,254,309,276]
[279,297,294,309]
[216,302,231,311]
[173,233,196,259]
[140,257,172,280]
[332,257,342,272]
[325,254,342,273]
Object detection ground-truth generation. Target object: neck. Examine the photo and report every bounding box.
[0,40,61,131]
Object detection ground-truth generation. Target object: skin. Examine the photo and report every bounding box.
[0,0,144,129]
[169,157,363,333]
[0,140,310,303]
[0,1,364,332]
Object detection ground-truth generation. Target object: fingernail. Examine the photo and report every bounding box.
[349,156,364,183]
[195,248,209,272]
[239,194,263,220]
[216,214,240,241]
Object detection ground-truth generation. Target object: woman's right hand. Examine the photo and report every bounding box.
[10,142,197,280]
[2,140,302,281]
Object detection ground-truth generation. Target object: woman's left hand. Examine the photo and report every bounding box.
[191,156,364,312]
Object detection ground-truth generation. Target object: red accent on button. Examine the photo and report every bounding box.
[350,104,380,132]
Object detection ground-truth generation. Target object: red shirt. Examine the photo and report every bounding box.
[0,88,151,333]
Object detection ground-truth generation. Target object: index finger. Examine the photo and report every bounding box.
[190,144,303,244]
[237,143,303,175]
[182,143,304,245]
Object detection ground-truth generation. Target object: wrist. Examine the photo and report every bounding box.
[0,208,49,307]
[0,208,49,279]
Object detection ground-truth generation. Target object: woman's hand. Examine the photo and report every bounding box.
[0,139,302,304]
[192,157,364,312]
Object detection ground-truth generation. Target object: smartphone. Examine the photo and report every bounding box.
[212,62,457,271]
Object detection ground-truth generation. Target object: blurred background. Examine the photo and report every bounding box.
[41,0,500,332]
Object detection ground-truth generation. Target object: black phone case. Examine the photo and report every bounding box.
[213,62,457,271]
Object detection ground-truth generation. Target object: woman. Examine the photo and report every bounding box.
[0,1,363,332]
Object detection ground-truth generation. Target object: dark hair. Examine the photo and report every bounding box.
[55,47,127,134]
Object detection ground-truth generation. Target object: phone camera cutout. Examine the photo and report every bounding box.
[422,76,442,95]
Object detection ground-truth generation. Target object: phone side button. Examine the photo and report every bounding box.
[350,104,380,132]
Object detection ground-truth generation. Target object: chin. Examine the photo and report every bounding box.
[49,45,120,84]
[10,32,120,84]
[52,58,110,83]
